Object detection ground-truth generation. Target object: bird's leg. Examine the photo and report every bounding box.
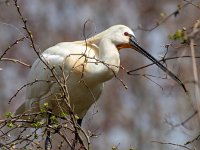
[45,109,52,150]
[72,118,83,149]
[77,118,82,126]
[75,118,82,142]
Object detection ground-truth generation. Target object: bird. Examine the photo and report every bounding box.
[14,25,186,126]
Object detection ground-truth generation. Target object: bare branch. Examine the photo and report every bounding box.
[0,37,26,60]
[152,140,193,150]
[185,133,200,145]
[165,110,198,128]
[134,0,194,32]
[1,57,31,68]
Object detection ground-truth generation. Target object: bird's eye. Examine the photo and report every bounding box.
[124,32,129,36]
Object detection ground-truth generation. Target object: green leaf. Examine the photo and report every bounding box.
[175,29,183,39]
[5,112,12,118]
[75,115,79,120]
[40,108,46,113]
[34,133,38,139]
[168,28,187,43]
[50,115,58,123]
[7,122,14,128]
[31,121,42,128]
[61,112,68,117]
[129,146,134,150]
[168,34,174,40]
[43,103,49,109]
[112,146,117,150]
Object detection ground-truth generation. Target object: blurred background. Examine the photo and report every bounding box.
[0,0,200,149]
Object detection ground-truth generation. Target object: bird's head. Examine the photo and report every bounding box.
[104,25,142,51]
[105,25,187,92]
[104,25,135,48]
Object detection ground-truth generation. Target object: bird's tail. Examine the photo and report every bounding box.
[14,102,26,116]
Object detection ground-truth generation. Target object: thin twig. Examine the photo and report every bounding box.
[1,57,31,68]
[0,37,26,60]
[152,140,193,150]
[127,55,200,74]
[165,110,198,128]
[134,1,193,32]
[8,79,55,104]
[185,133,200,145]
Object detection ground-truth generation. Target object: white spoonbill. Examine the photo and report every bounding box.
[15,25,186,125]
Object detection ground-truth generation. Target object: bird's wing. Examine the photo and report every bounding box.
[16,42,99,114]
[26,44,71,100]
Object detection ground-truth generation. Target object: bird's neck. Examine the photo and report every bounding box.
[89,38,120,83]
[99,39,120,66]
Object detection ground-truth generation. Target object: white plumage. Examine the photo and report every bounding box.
[15,25,134,119]
[15,25,186,123]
